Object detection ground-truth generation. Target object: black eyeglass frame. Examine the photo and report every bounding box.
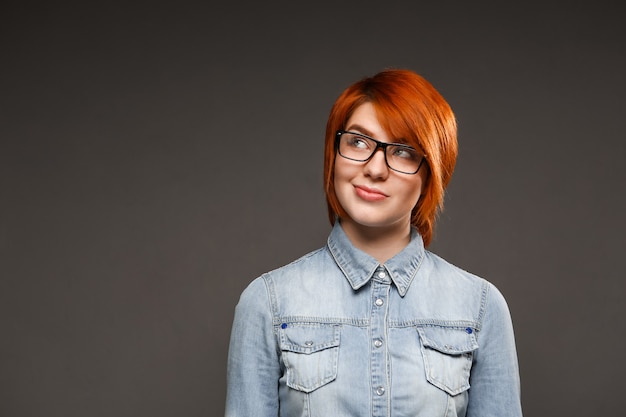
[335,130,427,175]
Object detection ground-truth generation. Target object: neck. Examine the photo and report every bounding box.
[339,218,411,264]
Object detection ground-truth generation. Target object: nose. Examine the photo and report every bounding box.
[363,147,389,179]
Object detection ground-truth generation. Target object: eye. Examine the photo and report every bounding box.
[346,134,370,149]
[391,146,419,160]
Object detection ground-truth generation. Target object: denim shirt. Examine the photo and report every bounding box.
[225,223,522,417]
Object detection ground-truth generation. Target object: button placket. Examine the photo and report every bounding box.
[370,267,390,415]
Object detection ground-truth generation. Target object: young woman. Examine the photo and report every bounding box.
[225,69,522,416]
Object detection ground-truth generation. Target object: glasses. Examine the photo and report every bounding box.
[335,130,426,174]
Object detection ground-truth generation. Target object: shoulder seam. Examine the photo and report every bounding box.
[476,279,491,332]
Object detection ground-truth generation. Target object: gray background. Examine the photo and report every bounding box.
[2,1,625,416]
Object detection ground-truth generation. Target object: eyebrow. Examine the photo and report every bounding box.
[344,124,376,138]
[345,124,410,146]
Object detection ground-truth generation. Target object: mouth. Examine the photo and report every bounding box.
[354,185,388,201]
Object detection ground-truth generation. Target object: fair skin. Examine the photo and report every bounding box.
[334,102,427,263]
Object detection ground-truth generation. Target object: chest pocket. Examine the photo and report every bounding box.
[278,324,340,393]
[417,326,479,396]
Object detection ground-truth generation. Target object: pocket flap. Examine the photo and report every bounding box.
[417,326,478,354]
[279,324,340,354]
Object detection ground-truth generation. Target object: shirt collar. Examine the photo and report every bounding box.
[327,222,425,297]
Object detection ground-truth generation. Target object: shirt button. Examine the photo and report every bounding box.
[376,386,385,396]
[375,298,384,306]
[377,271,386,278]
[374,339,383,348]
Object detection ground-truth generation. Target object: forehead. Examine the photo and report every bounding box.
[347,100,424,150]
[345,102,392,141]
[345,103,419,147]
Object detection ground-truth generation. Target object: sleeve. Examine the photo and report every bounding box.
[466,283,523,417]
[225,276,280,417]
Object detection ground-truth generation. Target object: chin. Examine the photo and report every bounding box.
[343,214,406,230]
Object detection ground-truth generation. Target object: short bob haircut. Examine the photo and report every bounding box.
[323,69,458,247]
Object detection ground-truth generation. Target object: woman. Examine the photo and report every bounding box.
[225,69,522,416]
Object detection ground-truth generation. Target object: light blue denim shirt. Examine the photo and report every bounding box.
[226,222,522,416]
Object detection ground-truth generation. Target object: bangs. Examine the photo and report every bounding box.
[370,98,426,152]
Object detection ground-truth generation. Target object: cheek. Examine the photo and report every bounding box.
[406,176,426,206]
[333,159,353,187]
[332,161,350,209]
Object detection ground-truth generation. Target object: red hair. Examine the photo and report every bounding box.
[323,69,458,247]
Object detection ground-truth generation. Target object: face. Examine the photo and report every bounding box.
[334,102,427,233]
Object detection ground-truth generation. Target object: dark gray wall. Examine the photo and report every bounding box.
[2,2,624,416]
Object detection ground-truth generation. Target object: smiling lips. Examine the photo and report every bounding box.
[354,185,388,202]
